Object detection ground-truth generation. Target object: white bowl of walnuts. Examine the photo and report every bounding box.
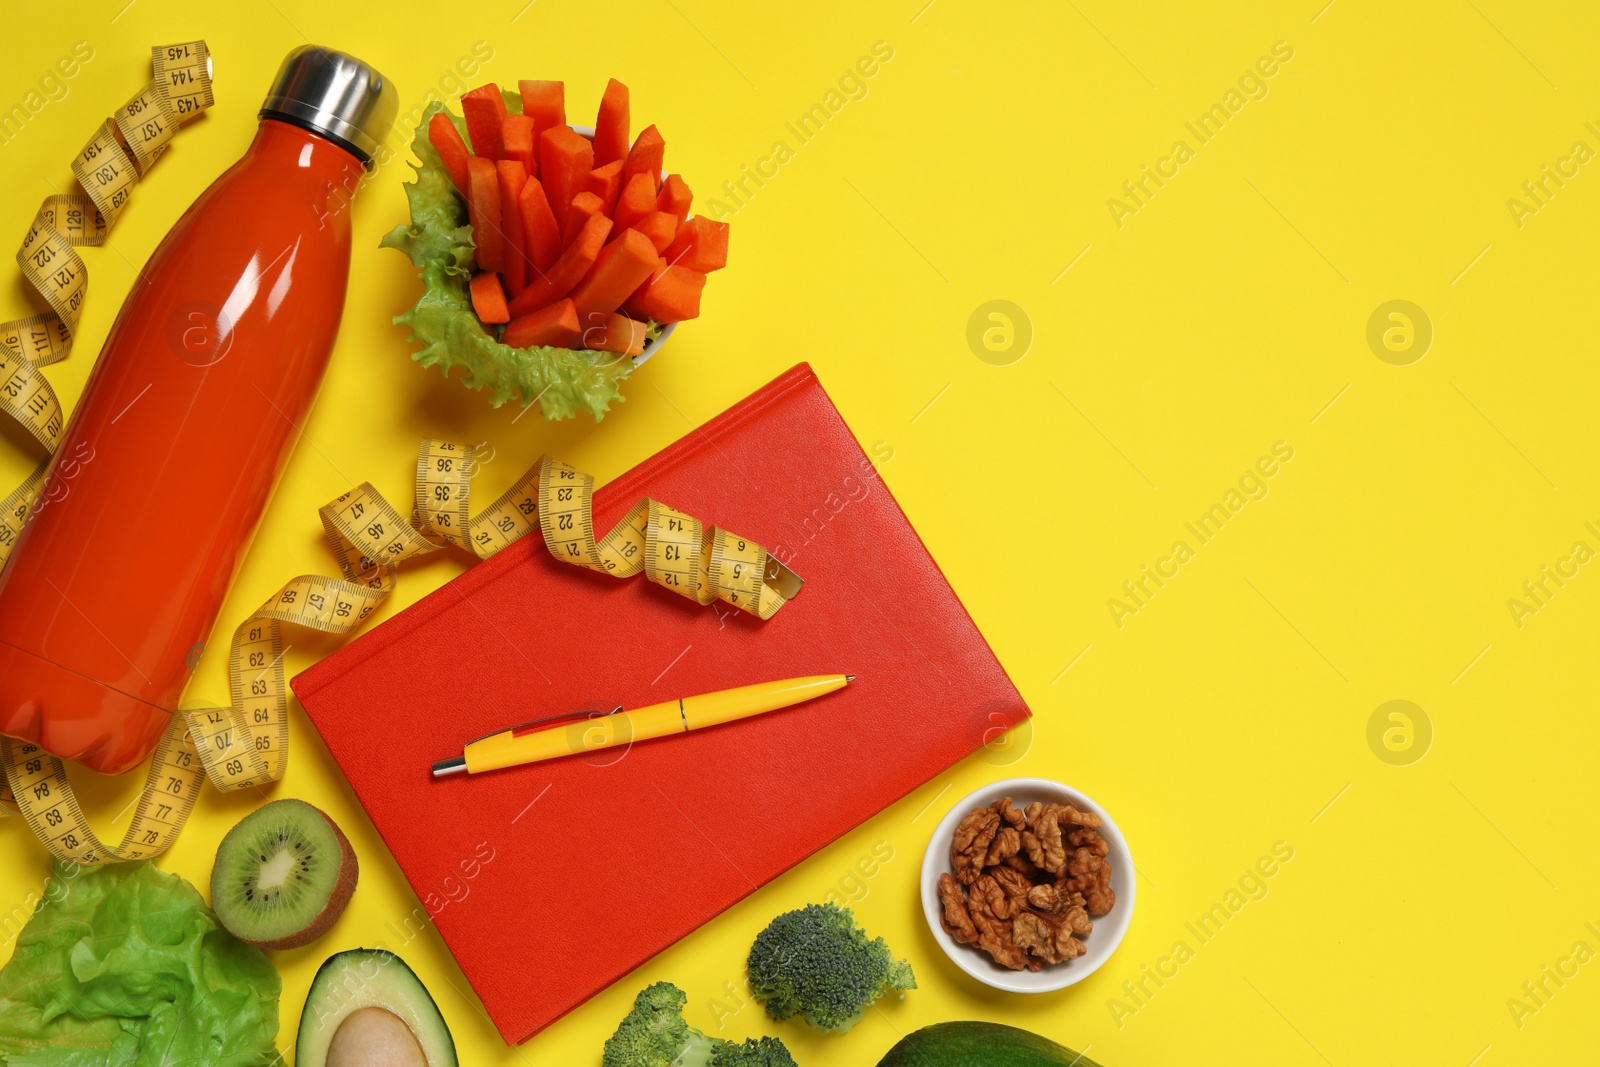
[920,777,1136,993]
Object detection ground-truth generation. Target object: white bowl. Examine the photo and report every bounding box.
[920,777,1136,993]
[566,124,675,368]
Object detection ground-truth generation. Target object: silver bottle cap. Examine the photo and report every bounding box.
[259,45,398,165]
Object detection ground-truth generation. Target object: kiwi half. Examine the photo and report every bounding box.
[211,798,358,949]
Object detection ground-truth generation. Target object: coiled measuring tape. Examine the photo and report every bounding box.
[2,440,802,864]
[0,42,212,568]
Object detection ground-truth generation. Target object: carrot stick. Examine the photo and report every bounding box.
[470,272,511,324]
[502,114,536,177]
[662,214,728,272]
[517,179,563,274]
[624,264,705,323]
[620,124,665,192]
[496,161,530,296]
[657,173,692,222]
[503,298,581,349]
[462,84,509,159]
[518,80,566,143]
[570,228,660,328]
[538,125,594,229]
[613,172,658,234]
[582,312,647,355]
[593,78,630,167]
[428,113,471,194]
[466,157,505,272]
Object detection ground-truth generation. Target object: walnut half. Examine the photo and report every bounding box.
[951,807,1000,886]
[937,872,978,944]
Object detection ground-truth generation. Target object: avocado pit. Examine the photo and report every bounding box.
[326,1007,428,1067]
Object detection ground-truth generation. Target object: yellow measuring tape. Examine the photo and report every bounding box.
[0,43,800,864]
[2,440,802,864]
[0,42,212,564]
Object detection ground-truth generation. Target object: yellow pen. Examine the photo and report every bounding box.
[430,674,854,777]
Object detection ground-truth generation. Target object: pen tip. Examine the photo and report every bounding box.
[431,757,468,778]
[845,674,856,682]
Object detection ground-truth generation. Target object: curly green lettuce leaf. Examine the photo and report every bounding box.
[0,861,281,1067]
[381,101,655,421]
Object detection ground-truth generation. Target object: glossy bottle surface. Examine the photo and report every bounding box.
[0,120,363,774]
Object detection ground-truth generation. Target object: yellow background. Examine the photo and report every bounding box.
[2,1,1597,1063]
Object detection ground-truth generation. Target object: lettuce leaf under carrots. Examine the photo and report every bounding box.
[382,102,655,420]
[0,861,281,1067]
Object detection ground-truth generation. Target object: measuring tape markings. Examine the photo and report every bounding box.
[0,42,212,572]
[7,39,212,471]
[3,429,801,864]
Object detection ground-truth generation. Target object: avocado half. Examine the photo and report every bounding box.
[877,1021,1103,1067]
[296,949,458,1067]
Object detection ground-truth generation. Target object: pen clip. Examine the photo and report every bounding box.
[464,705,624,746]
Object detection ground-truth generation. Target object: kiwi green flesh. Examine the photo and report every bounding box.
[297,949,458,1067]
[211,798,356,948]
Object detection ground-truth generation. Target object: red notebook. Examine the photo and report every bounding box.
[290,363,1028,1044]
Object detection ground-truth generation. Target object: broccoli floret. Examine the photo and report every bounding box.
[709,1037,800,1067]
[746,902,916,1033]
[602,982,720,1067]
[602,982,800,1067]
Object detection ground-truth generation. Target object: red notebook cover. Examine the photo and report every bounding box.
[290,363,1028,1044]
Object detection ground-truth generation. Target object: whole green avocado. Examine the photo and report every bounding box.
[876,1021,1105,1067]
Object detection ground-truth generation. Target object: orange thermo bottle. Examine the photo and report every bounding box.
[0,48,396,774]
